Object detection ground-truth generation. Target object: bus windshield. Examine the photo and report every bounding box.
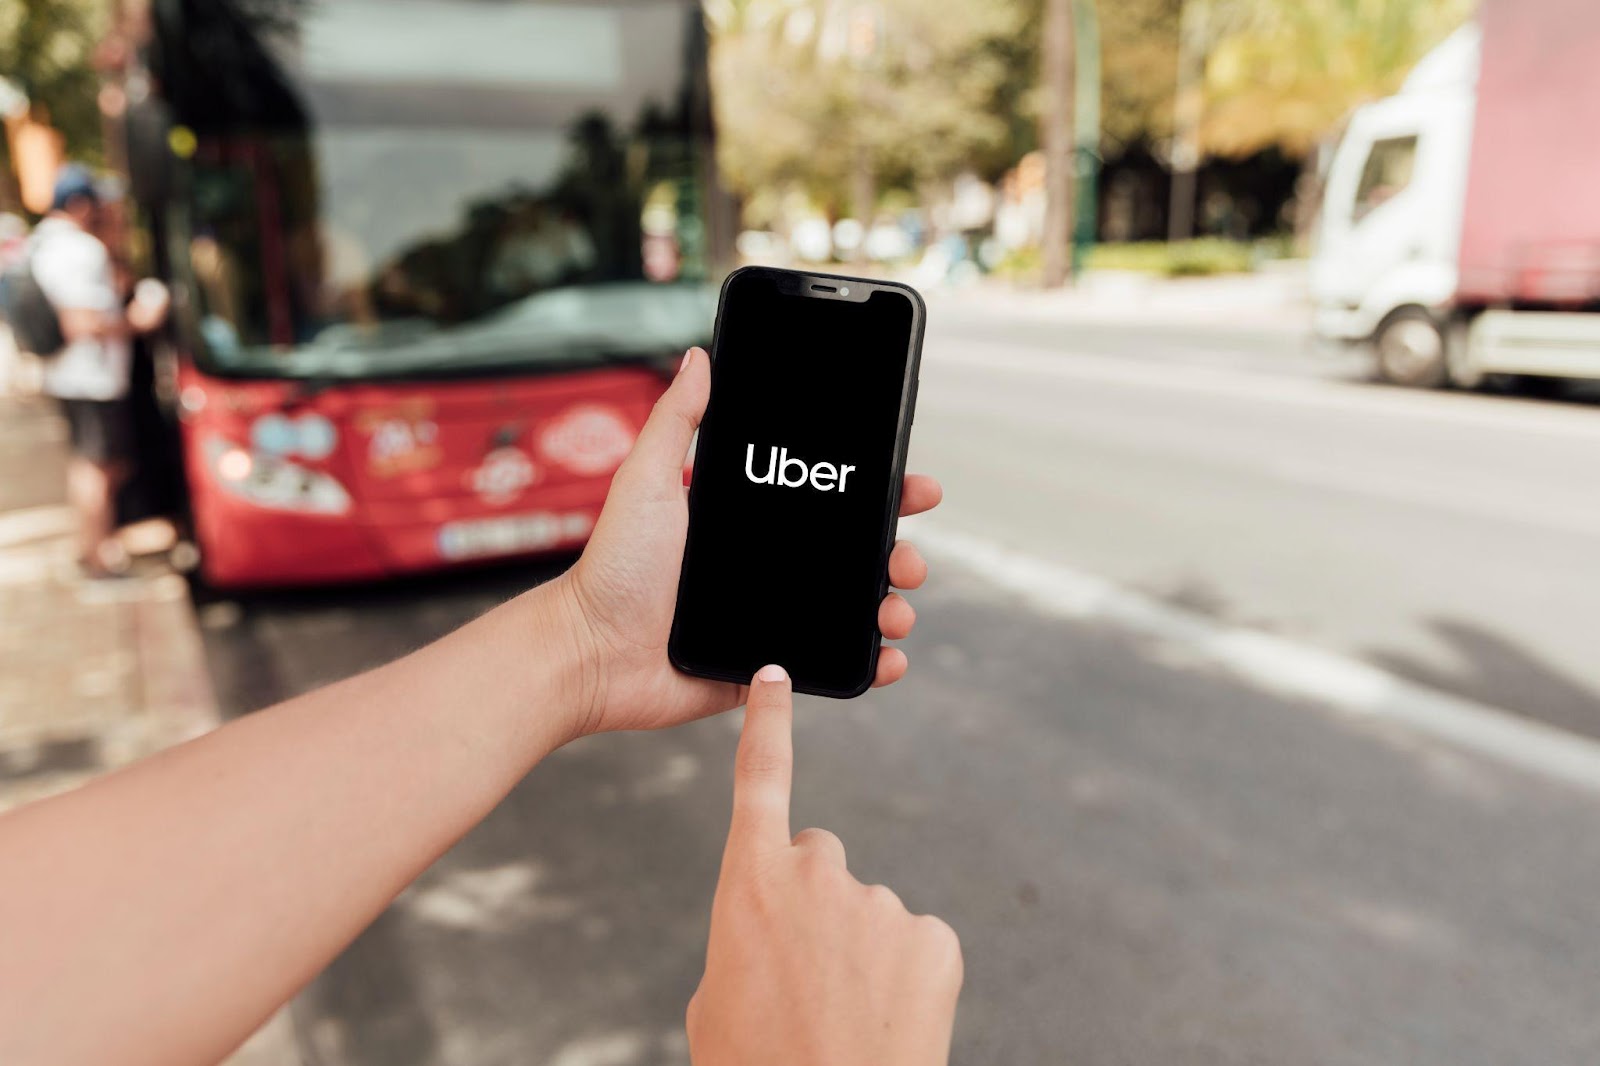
[149,0,720,380]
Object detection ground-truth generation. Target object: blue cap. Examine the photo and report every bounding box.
[50,164,101,212]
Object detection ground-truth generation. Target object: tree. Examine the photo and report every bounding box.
[711,0,1027,229]
[1097,0,1182,151]
[1201,0,1475,157]
[0,0,109,209]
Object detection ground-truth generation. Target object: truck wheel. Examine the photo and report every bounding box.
[1444,320,1484,389]
[1374,309,1448,388]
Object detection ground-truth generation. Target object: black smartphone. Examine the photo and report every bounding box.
[669,266,925,698]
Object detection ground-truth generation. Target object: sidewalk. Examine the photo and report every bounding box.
[0,394,300,1065]
[933,261,1314,333]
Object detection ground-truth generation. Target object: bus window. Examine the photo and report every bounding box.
[151,0,720,380]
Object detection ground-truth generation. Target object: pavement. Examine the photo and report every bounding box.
[191,299,1600,1065]
[0,394,300,1065]
[944,262,1316,334]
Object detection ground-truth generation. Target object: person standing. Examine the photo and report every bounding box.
[29,164,168,577]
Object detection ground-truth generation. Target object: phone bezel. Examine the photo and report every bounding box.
[668,265,927,699]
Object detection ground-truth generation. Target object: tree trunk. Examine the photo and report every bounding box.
[851,142,875,266]
[1040,0,1075,289]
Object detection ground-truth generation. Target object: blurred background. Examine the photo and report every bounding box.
[4,0,1600,1063]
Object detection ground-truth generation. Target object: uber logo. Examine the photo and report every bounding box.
[745,444,856,492]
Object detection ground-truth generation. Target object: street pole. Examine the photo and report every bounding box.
[1071,0,1100,276]
[1168,0,1207,243]
[1040,0,1075,289]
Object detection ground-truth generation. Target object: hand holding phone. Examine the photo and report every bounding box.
[670,268,927,697]
[554,344,940,736]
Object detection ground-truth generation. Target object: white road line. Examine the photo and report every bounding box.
[924,339,1600,442]
[910,520,1600,796]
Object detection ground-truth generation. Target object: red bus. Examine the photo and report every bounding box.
[112,0,729,587]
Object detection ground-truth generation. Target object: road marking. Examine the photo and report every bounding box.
[910,520,1600,796]
[925,339,1600,442]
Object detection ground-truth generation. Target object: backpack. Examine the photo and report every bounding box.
[0,252,66,358]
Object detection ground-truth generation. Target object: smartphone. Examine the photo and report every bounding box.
[669,266,925,698]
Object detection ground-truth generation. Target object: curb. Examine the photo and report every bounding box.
[913,521,1600,798]
[929,273,1314,334]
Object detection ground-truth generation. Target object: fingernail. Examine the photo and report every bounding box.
[755,663,788,684]
[679,348,696,375]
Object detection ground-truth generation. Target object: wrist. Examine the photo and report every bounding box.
[520,573,609,747]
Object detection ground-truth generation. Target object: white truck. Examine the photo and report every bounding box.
[1311,0,1600,388]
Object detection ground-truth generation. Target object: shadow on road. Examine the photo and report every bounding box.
[1366,618,1600,741]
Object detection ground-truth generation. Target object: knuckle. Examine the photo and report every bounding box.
[919,915,964,974]
[736,856,789,915]
[793,827,842,851]
[736,745,787,782]
[864,883,905,914]
[794,846,840,885]
[652,394,696,433]
[685,990,702,1033]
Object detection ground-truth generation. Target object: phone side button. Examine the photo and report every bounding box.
[909,379,920,424]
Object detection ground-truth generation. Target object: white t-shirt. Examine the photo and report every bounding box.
[31,217,131,401]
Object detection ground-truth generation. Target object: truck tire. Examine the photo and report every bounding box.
[1374,308,1449,388]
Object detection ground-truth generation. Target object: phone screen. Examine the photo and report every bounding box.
[671,268,921,697]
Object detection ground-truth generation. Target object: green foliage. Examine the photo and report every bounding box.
[1202,0,1477,156]
[993,238,1277,280]
[712,0,1029,217]
[1098,0,1183,150]
[1087,237,1279,276]
[0,0,108,162]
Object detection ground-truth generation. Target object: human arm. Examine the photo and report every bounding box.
[39,232,168,344]
[0,346,941,1066]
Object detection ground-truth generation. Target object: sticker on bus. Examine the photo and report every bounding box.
[538,404,635,477]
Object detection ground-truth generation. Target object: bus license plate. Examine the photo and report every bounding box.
[437,511,595,560]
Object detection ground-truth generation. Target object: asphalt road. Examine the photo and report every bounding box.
[199,305,1600,1066]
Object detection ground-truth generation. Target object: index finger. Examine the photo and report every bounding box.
[723,664,794,863]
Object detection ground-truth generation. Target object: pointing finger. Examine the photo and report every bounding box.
[724,664,793,863]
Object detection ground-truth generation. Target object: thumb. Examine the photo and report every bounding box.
[618,346,709,491]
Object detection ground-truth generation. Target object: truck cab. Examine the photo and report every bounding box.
[1311,28,1479,386]
[1314,0,1600,390]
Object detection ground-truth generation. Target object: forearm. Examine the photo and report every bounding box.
[57,306,130,345]
[0,579,590,1066]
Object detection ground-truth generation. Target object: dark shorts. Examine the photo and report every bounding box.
[57,398,136,466]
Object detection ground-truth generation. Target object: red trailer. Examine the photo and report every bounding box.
[1458,0,1600,308]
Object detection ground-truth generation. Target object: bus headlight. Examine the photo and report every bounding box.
[204,437,352,515]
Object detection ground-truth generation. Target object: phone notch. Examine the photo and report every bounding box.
[805,278,871,302]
